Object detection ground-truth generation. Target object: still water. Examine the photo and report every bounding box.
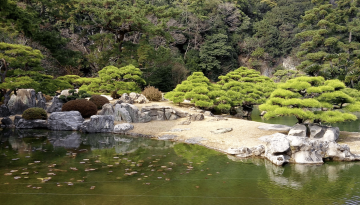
[251,106,360,132]
[1,129,360,205]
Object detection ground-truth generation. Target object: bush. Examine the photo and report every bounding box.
[111,90,120,99]
[89,95,110,109]
[58,90,91,103]
[62,99,97,118]
[142,86,162,101]
[22,107,48,120]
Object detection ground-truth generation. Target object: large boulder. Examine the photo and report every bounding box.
[114,104,132,122]
[15,118,48,129]
[48,111,84,130]
[288,124,307,138]
[138,112,151,123]
[46,96,63,113]
[79,115,114,133]
[121,103,139,123]
[7,89,36,114]
[113,123,134,133]
[129,92,149,104]
[0,105,11,117]
[98,103,114,115]
[36,92,47,109]
[308,124,339,142]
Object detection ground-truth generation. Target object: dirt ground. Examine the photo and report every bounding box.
[4,100,360,154]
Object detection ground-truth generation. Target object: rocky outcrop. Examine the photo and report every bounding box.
[121,103,139,123]
[0,105,11,117]
[15,118,48,129]
[7,89,46,115]
[98,103,114,115]
[46,96,63,113]
[257,132,360,166]
[113,123,134,133]
[79,115,114,133]
[48,111,84,130]
[114,104,132,123]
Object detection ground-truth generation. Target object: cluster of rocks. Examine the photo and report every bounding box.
[8,111,135,134]
[4,89,46,115]
[226,123,359,166]
[118,93,149,104]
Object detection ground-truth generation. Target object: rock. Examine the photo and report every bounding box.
[266,134,290,154]
[156,110,165,120]
[114,104,132,123]
[1,117,13,127]
[208,116,228,122]
[35,92,47,109]
[189,113,204,121]
[288,124,307,138]
[46,96,63,113]
[169,128,191,132]
[121,103,139,123]
[14,116,22,126]
[308,124,339,142]
[129,92,140,101]
[258,124,292,132]
[322,127,340,142]
[7,89,37,114]
[292,150,323,164]
[251,145,265,156]
[48,111,84,130]
[173,109,188,118]
[79,115,114,133]
[158,135,178,140]
[183,100,191,103]
[185,137,206,144]
[260,111,267,116]
[16,118,48,129]
[266,154,289,166]
[204,111,213,117]
[119,93,134,104]
[210,128,233,134]
[0,105,11,117]
[98,103,114,115]
[101,95,113,101]
[196,109,204,113]
[178,121,191,125]
[235,147,252,158]
[134,94,149,104]
[113,123,134,133]
[138,112,151,123]
[169,114,178,120]
[60,89,78,96]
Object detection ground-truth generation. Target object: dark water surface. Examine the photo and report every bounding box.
[251,106,360,132]
[1,129,360,205]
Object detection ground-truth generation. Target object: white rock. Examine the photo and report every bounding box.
[113,123,134,133]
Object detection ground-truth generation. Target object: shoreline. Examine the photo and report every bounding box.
[3,101,360,158]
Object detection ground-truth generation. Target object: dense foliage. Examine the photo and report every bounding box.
[58,90,91,102]
[142,86,162,101]
[89,95,110,110]
[62,99,97,118]
[22,107,48,120]
[259,76,360,123]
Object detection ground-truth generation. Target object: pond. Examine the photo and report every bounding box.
[1,129,360,205]
[251,106,360,132]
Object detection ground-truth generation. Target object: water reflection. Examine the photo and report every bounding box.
[0,129,360,205]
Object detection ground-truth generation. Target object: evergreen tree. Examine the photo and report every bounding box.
[259,76,360,123]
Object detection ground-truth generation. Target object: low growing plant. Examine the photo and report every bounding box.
[22,107,47,120]
[142,86,162,101]
[62,99,97,118]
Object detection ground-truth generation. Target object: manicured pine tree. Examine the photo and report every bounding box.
[259,76,360,123]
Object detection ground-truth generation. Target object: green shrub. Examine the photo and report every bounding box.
[142,86,162,101]
[62,99,97,118]
[22,107,48,120]
[89,95,110,109]
[59,90,91,103]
